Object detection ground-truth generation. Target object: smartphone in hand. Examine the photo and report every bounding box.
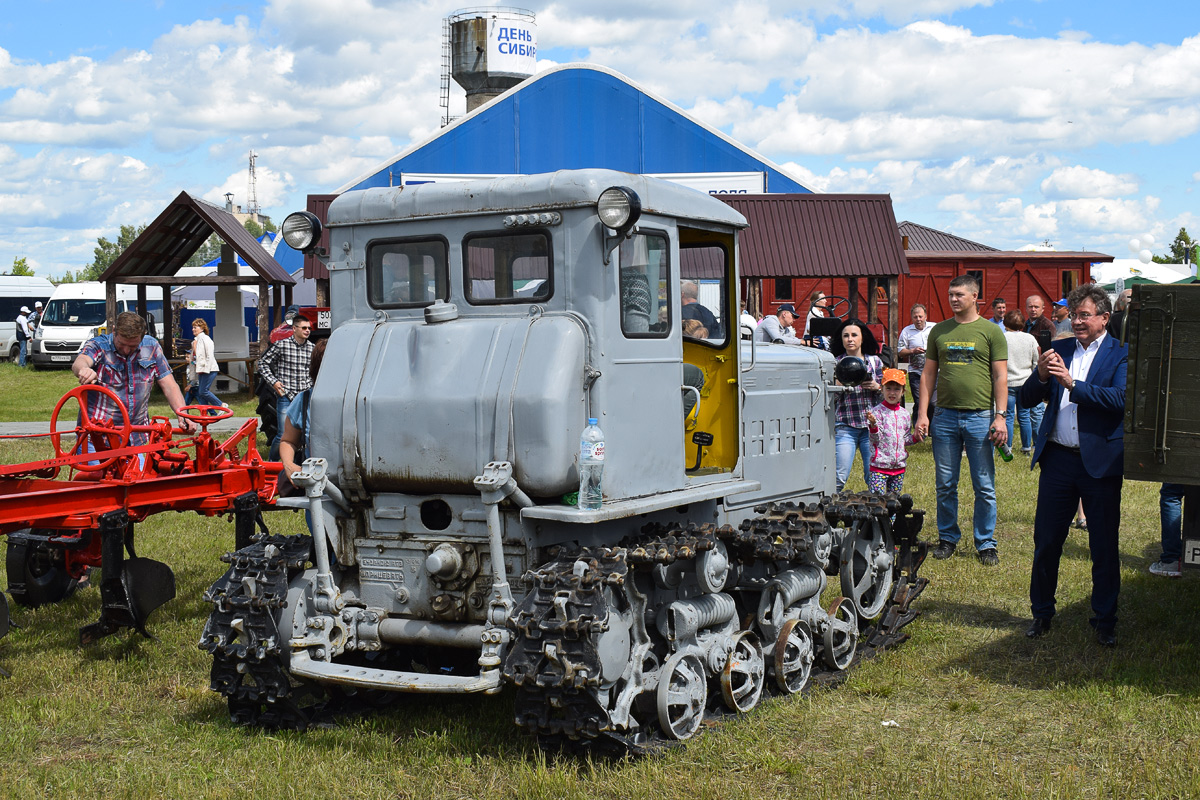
[1036,329,1053,353]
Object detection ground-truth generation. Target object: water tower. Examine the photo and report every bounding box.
[441,7,536,125]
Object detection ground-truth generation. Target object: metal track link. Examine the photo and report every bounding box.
[506,547,630,741]
[199,533,315,729]
[624,522,718,564]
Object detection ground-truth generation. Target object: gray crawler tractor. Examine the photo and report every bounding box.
[200,170,928,748]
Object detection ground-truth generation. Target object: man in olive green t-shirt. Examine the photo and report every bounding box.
[913,275,1009,566]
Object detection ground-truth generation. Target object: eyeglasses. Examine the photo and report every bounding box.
[297,326,312,331]
[1067,312,1106,321]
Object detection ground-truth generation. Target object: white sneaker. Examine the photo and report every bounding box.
[1149,559,1182,578]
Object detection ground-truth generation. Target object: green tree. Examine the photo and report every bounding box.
[7,256,34,276]
[85,224,147,280]
[243,219,264,239]
[184,233,224,268]
[1153,227,1199,265]
[263,217,277,233]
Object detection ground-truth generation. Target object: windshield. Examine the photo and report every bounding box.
[40,298,163,328]
[42,299,107,327]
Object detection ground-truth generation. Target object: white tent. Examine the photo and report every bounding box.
[1091,258,1195,287]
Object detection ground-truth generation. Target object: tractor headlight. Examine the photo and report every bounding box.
[597,186,641,234]
[281,211,324,252]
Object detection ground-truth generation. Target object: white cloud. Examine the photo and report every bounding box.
[1040,166,1138,199]
[714,26,1200,160]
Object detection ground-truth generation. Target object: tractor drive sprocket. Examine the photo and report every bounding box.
[199,533,321,730]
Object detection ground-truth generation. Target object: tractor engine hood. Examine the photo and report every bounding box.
[310,313,587,498]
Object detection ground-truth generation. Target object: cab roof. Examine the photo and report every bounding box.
[327,169,749,230]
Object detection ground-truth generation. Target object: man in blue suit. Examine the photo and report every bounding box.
[1018,284,1127,646]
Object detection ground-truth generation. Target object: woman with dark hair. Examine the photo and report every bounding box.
[832,319,884,491]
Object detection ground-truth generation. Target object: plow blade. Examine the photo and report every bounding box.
[79,557,176,646]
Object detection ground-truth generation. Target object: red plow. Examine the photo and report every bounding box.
[0,385,281,647]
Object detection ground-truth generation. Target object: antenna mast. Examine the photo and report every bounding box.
[247,151,259,218]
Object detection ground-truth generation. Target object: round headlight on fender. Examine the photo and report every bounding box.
[281,211,323,252]
[597,186,642,235]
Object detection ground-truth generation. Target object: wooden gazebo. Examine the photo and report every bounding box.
[100,191,296,359]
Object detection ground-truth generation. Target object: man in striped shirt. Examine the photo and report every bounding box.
[257,313,313,448]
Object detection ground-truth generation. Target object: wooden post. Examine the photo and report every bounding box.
[105,282,117,333]
[848,276,859,320]
[164,284,174,358]
[886,276,899,355]
[256,281,269,358]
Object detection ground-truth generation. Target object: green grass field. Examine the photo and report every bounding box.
[0,362,261,423]
[1,365,1198,799]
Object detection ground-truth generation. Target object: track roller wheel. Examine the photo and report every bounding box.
[656,652,708,740]
[822,596,858,670]
[773,618,815,694]
[720,630,765,712]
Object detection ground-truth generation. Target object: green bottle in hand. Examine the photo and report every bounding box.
[988,427,1014,462]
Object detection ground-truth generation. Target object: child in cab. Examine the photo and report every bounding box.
[865,368,918,495]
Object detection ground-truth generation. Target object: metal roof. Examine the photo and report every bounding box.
[897,221,998,252]
[720,194,909,279]
[102,191,294,285]
[907,250,1114,263]
[337,63,811,195]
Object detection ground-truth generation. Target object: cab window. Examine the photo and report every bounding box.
[680,244,728,346]
[464,232,551,304]
[619,233,670,338]
[367,238,450,308]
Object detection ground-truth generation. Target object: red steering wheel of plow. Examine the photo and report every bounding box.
[176,404,236,427]
[50,385,133,472]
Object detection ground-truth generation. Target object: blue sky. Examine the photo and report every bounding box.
[2,0,1198,276]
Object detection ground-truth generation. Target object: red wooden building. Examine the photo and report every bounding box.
[721,194,909,349]
[897,222,1114,323]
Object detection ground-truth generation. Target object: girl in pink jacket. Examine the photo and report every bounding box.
[865,368,919,495]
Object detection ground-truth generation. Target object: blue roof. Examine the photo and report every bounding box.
[339,64,810,194]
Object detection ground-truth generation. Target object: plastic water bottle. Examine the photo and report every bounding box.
[578,418,605,510]
[989,427,1014,462]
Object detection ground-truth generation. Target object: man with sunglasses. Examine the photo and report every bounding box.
[257,313,314,449]
[1019,284,1127,647]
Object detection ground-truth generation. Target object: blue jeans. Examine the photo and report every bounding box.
[930,407,997,551]
[1006,388,1033,450]
[1160,483,1187,563]
[1027,400,1045,447]
[835,423,871,492]
[273,395,292,447]
[196,371,222,407]
[17,338,27,367]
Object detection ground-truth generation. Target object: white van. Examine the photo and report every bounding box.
[31,282,166,368]
[2,275,55,362]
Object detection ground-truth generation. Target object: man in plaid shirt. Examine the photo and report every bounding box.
[257,313,313,447]
[72,311,193,446]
